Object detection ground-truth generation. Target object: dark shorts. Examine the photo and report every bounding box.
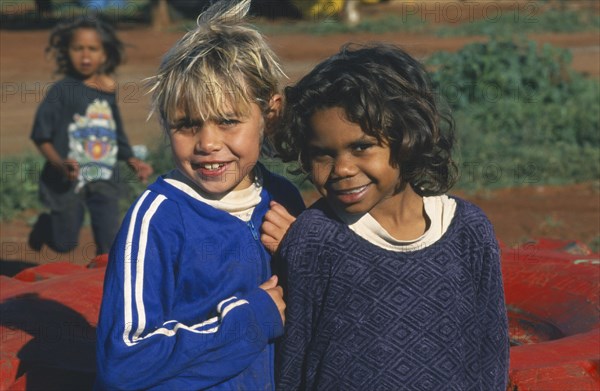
[39,178,121,255]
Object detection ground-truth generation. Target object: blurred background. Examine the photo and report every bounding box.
[1,0,599,268]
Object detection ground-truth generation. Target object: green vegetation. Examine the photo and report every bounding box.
[260,158,314,192]
[589,236,600,253]
[252,4,599,37]
[253,14,427,36]
[1,154,43,220]
[428,36,600,190]
[2,36,598,220]
[436,9,600,37]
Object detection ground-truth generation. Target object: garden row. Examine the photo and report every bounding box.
[2,35,598,220]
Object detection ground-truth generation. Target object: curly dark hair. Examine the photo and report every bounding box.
[273,43,457,196]
[46,16,124,76]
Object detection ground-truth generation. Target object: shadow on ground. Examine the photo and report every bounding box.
[1,259,39,277]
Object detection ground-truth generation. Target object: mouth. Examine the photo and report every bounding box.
[192,161,231,177]
[330,183,371,204]
[199,163,226,170]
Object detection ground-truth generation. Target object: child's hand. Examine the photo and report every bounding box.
[35,142,79,182]
[128,158,154,183]
[259,275,286,325]
[261,201,296,254]
[61,159,79,181]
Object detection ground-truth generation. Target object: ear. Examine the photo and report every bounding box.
[264,94,282,132]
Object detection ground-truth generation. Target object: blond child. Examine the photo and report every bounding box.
[95,1,304,389]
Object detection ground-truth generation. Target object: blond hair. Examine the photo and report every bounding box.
[147,0,284,128]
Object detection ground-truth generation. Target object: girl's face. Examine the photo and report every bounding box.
[308,106,404,217]
[168,102,267,198]
[68,28,106,79]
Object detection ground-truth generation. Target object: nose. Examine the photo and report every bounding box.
[194,124,222,154]
[331,153,357,179]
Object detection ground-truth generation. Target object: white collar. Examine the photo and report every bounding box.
[336,195,456,252]
[163,169,262,221]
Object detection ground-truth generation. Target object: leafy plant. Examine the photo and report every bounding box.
[428,36,600,189]
[589,235,600,253]
[436,8,599,37]
[260,158,315,192]
[3,35,598,219]
[0,154,43,221]
[252,14,427,36]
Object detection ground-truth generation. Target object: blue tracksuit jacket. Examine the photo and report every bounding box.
[95,165,304,390]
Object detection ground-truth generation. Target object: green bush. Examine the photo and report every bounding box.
[252,14,427,36]
[3,36,598,219]
[428,36,600,189]
[0,154,43,220]
[436,8,600,37]
[260,158,315,192]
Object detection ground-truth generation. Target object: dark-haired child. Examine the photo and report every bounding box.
[29,16,152,255]
[274,44,509,390]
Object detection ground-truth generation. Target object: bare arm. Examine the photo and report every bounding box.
[126,157,153,183]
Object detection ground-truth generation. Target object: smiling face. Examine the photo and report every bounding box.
[308,107,405,217]
[168,102,267,198]
[68,28,106,79]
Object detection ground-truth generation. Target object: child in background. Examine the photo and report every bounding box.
[274,44,509,390]
[95,1,304,389]
[29,16,152,255]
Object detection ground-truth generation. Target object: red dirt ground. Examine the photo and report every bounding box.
[1,2,599,274]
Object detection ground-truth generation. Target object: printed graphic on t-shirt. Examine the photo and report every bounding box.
[68,99,118,192]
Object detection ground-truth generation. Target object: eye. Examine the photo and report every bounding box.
[352,142,374,152]
[173,126,197,135]
[170,119,200,135]
[217,118,240,127]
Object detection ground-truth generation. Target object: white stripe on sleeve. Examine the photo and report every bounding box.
[121,196,252,346]
[132,194,167,341]
[123,190,150,346]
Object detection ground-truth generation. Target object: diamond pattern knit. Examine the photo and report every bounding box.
[276,197,509,391]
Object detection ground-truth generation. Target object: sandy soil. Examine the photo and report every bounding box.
[1,3,599,275]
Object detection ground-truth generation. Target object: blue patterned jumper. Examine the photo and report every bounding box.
[275,197,509,391]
